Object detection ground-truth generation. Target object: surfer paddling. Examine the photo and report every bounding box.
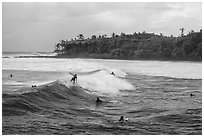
[71,74,77,85]
[96,97,102,103]
[119,116,128,122]
[190,92,195,97]
[96,97,103,106]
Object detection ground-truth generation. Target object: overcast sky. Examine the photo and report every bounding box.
[2,2,202,52]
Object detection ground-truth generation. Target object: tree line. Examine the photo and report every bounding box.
[54,29,202,61]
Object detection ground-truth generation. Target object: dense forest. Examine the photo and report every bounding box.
[54,29,202,61]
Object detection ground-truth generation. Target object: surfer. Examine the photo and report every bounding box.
[190,92,194,97]
[111,72,115,76]
[32,85,36,87]
[119,116,124,122]
[119,116,128,122]
[96,97,102,103]
[96,97,102,106]
[10,73,13,77]
[71,74,77,85]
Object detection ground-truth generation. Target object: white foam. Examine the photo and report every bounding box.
[3,58,133,93]
[94,59,202,79]
[2,58,127,78]
[59,70,135,95]
[2,58,102,72]
[3,81,24,85]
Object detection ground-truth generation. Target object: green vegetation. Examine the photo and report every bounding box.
[54,29,202,61]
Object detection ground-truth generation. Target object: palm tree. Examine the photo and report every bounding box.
[77,34,84,40]
[91,35,96,40]
[112,32,115,38]
[180,27,185,37]
[188,29,194,34]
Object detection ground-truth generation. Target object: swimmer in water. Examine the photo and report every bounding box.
[119,116,124,122]
[96,97,103,106]
[119,116,128,122]
[190,92,194,97]
[96,97,102,103]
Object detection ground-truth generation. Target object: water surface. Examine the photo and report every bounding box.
[2,54,202,135]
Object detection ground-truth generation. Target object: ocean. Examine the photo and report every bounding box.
[2,52,202,135]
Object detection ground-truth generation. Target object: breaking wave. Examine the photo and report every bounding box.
[2,69,135,116]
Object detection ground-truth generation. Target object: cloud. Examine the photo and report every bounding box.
[150,2,202,35]
[93,11,134,31]
[2,2,202,52]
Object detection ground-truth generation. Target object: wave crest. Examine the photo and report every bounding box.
[59,69,135,95]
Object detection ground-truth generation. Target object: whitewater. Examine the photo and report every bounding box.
[2,54,202,135]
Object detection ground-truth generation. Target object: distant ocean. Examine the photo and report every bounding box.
[2,51,57,58]
[2,52,202,135]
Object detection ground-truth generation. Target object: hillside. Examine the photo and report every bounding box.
[54,30,202,61]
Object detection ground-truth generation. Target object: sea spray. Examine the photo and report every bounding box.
[59,70,135,95]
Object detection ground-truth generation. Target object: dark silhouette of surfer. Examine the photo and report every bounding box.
[111,72,115,76]
[96,97,102,103]
[71,74,77,85]
[119,115,128,122]
[119,116,124,122]
[96,97,103,106]
[10,73,13,77]
[190,92,194,97]
[32,85,37,87]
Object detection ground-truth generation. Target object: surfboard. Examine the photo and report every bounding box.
[69,72,74,76]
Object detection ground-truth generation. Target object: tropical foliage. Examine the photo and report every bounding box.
[54,29,202,61]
